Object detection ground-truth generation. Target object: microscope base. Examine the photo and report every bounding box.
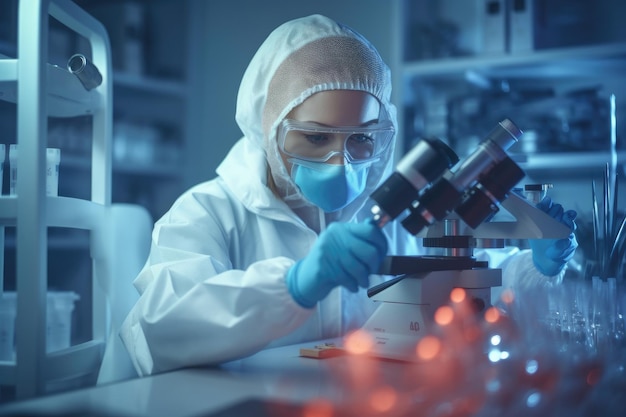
[361,269,501,361]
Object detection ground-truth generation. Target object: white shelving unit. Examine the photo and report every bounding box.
[1,0,194,222]
[74,0,192,221]
[392,0,626,176]
[0,0,134,400]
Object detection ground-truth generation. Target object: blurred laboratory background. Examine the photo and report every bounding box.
[1,0,626,403]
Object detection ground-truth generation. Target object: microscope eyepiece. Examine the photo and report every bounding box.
[370,137,458,227]
[455,156,525,228]
[372,118,524,235]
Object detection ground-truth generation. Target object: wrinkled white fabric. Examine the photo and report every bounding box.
[119,14,546,378]
[492,249,566,304]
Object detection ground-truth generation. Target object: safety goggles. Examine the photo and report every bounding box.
[277,119,395,164]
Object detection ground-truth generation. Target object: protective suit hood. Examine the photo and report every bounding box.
[234,14,397,229]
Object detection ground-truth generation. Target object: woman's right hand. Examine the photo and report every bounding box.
[286,221,388,308]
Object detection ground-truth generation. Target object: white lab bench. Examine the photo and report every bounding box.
[0,339,411,417]
[1,329,624,417]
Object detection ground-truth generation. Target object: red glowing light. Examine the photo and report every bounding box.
[303,398,334,417]
[416,335,441,360]
[435,305,454,326]
[450,287,466,303]
[586,368,602,386]
[500,289,515,305]
[344,330,374,355]
[484,306,500,323]
[463,325,481,343]
[369,386,398,413]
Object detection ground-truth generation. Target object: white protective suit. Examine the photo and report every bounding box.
[119,14,560,377]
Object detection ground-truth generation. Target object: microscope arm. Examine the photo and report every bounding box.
[470,192,571,239]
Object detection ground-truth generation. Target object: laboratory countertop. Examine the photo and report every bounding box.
[0,339,411,417]
[1,332,624,417]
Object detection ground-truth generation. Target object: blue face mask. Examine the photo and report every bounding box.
[291,160,369,212]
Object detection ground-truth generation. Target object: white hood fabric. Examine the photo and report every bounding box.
[117,14,545,378]
[238,14,397,230]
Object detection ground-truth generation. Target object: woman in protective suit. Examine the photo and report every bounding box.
[118,14,577,377]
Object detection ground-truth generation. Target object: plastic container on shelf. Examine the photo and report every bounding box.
[45,148,61,197]
[0,292,17,361]
[0,291,80,362]
[0,143,4,193]
[9,145,61,196]
[45,291,80,352]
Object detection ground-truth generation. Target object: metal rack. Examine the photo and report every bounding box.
[392,0,626,177]
[0,0,115,399]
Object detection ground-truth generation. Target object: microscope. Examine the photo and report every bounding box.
[362,119,571,361]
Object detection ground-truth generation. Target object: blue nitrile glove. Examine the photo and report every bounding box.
[286,221,388,308]
[529,196,578,276]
